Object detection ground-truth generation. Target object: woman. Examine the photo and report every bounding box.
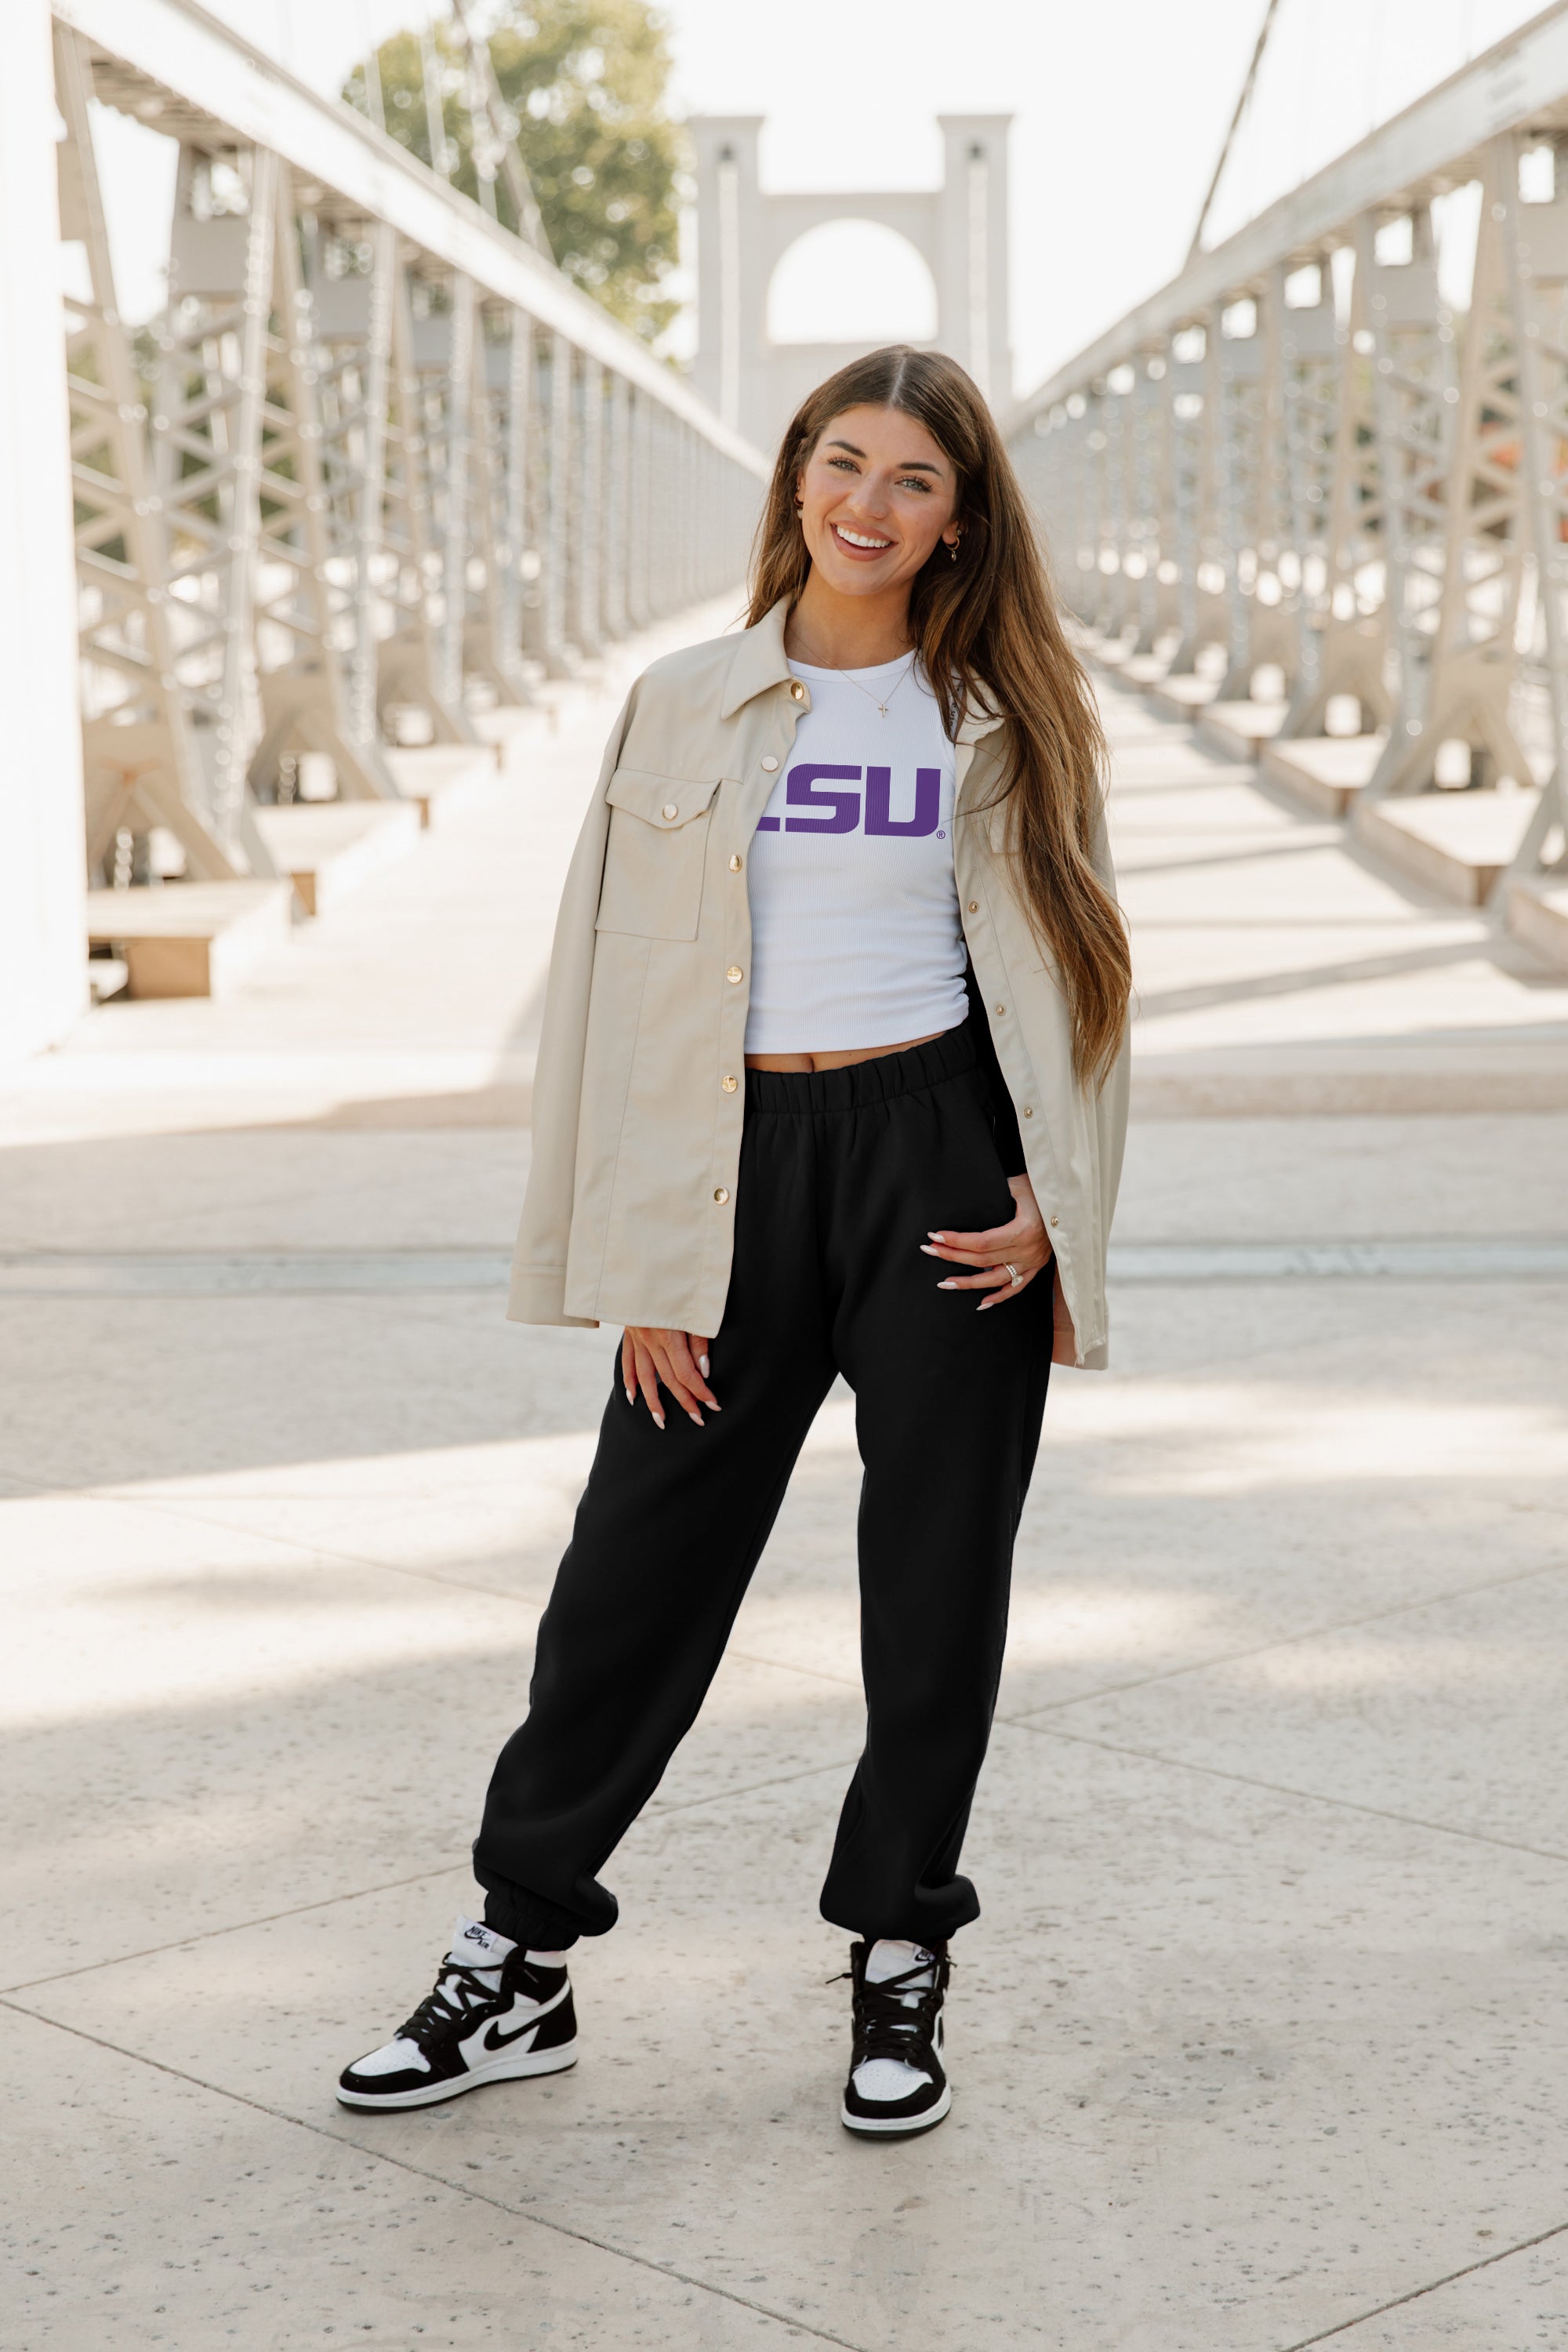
[338,346,1131,2140]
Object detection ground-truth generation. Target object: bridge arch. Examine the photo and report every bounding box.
[691,114,1012,451]
[766,219,939,347]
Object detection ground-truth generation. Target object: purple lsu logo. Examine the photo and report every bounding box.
[756,764,942,837]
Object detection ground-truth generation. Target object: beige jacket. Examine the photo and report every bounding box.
[508,599,1130,1367]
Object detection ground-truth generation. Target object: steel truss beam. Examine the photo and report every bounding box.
[54,24,238,885]
[1013,4,1568,895]
[1508,132,1568,866]
[53,0,759,461]
[252,167,405,803]
[466,301,535,707]
[1011,4,1568,424]
[49,0,766,891]
[1279,260,1388,737]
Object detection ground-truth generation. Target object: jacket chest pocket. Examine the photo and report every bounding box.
[594,769,720,942]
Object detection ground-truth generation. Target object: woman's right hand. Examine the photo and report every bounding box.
[622,1327,718,1429]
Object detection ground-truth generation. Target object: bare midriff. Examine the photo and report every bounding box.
[743,1029,947,1074]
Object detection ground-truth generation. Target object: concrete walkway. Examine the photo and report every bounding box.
[3,622,1568,2350]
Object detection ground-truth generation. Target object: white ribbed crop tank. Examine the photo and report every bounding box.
[742,654,967,1054]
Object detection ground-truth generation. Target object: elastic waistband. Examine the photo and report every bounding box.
[744,1018,978,1116]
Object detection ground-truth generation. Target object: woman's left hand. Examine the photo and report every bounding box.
[921,1174,1053,1312]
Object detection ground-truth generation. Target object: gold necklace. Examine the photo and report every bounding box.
[796,650,916,720]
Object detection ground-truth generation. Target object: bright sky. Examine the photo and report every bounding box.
[89,0,1549,406]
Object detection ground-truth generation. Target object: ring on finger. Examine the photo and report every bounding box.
[1004,1261,1022,1287]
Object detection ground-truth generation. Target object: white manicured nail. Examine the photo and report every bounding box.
[698,1354,710,1377]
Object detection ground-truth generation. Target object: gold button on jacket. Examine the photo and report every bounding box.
[506,598,1131,1368]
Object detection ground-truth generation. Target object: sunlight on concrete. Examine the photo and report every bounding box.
[5,617,1568,2348]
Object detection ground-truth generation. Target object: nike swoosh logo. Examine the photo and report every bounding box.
[472,1979,569,2056]
[483,2016,539,2053]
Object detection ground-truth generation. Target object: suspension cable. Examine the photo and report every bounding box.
[419,16,449,181]
[447,0,554,258]
[1187,0,1287,263]
[357,0,386,130]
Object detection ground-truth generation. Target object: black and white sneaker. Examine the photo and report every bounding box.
[337,1916,577,2111]
[839,1938,952,2138]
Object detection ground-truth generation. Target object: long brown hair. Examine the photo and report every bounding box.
[747,347,1130,1087]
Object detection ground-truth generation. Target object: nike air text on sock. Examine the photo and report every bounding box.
[864,1938,934,1987]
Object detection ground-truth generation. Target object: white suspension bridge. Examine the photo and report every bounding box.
[5,0,1568,1060]
[7,15,1568,2339]
[1014,5,1568,960]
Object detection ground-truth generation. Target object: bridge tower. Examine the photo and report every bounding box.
[690,116,1012,452]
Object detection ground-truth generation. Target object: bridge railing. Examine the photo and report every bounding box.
[51,0,768,890]
[1006,3,1568,909]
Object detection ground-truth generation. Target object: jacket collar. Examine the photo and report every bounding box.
[719,593,1006,745]
[720,598,792,719]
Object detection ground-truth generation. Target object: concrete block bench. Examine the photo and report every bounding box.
[1196,700,1287,763]
[1353,789,1541,905]
[1145,673,1221,723]
[1506,877,1568,971]
[474,706,546,775]
[254,802,421,918]
[85,880,292,999]
[1263,735,1385,819]
[384,746,499,829]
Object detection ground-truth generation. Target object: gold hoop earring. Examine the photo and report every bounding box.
[947,537,960,563]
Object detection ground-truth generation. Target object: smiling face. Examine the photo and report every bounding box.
[794,404,962,601]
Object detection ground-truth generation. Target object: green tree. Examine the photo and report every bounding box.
[350,2,684,345]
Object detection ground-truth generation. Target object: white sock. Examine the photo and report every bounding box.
[454,1919,568,1975]
[449,1915,511,1990]
[864,1938,932,1987]
[854,1940,938,2100]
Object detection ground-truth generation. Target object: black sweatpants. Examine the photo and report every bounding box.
[474,1020,1052,1951]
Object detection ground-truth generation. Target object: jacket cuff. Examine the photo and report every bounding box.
[506,1265,599,1328]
